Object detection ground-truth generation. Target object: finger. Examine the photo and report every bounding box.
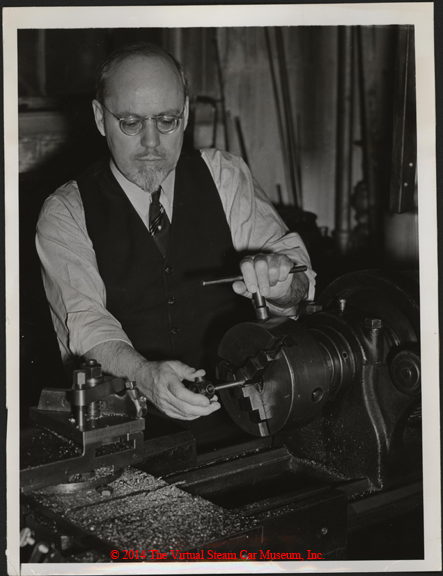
[240,258,258,294]
[167,381,223,418]
[168,396,221,419]
[254,257,271,297]
[183,367,206,380]
[171,380,212,407]
[158,387,221,419]
[232,280,251,297]
[277,256,293,283]
[191,368,206,379]
[169,361,205,381]
[166,403,220,420]
[161,406,202,421]
[268,257,281,287]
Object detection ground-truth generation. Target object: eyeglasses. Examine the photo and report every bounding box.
[101,103,185,136]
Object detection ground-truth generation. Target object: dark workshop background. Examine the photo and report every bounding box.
[18,26,418,417]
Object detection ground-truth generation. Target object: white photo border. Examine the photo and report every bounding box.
[4,2,440,574]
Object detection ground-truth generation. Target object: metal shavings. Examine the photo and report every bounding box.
[95,441,130,457]
[29,468,256,555]
[66,550,110,563]
[29,468,167,513]
[67,488,187,526]
[20,429,82,467]
[86,485,256,553]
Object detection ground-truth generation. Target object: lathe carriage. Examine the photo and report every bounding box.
[20,269,423,563]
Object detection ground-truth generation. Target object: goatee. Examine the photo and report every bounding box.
[132,166,169,193]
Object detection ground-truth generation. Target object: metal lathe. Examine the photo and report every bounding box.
[20,270,422,563]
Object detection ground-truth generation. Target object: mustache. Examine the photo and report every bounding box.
[134,152,165,161]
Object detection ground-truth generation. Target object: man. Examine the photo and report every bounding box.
[36,42,315,425]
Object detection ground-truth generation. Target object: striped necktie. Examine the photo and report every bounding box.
[149,188,170,257]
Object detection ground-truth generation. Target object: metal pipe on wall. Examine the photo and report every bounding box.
[275,28,301,209]
[335,26,355,256]
[356,27,383,253]
[264,28,291,205]
[37,30,47,96]
[166,28,183,67]
[213,31,230,151]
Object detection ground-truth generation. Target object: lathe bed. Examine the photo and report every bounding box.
[20,270,424,563]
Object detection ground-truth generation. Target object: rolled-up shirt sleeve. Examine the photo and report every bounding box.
[201,148,316,307]
[36,181,132,364]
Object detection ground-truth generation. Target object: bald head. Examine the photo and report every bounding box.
[105,55,185,113]
[95,41,188,105]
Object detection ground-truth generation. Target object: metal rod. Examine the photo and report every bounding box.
[201,264,307,286]
[265,28,291,204]
[37,30,47,96]
[275,27,300,208]
[195,96,218,148]
[356,27,380,249]
[213,379,248,392]
[335,26,354,256]
[234,116,249,165]
[213,31,229,151]
[295,113,304,209]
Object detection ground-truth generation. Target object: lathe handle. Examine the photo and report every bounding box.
[252,292,269,321]
[202,264,307,321]
[201,265,307,286]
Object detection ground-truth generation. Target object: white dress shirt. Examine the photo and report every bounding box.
[36,148,315,365]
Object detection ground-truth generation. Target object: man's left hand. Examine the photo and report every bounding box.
[232,253,308,308]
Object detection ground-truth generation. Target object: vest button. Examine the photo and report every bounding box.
[167,296,175,305]
[165,267,173,274]
[170,326,179,335]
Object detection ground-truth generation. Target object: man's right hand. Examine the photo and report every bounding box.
[140,360,221,420]
[84,341,220,421]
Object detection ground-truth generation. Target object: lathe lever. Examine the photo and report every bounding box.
[202,265,307,321]
[201,265,307,286]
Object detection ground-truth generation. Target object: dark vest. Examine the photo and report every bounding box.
[77,151,255,375]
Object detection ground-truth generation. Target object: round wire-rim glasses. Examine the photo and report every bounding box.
[101,103,185,136]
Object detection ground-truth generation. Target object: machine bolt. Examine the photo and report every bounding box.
[338,298,346,312]
[73,370,86,389]
[364,317,382,329]
[87,401,101,420]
